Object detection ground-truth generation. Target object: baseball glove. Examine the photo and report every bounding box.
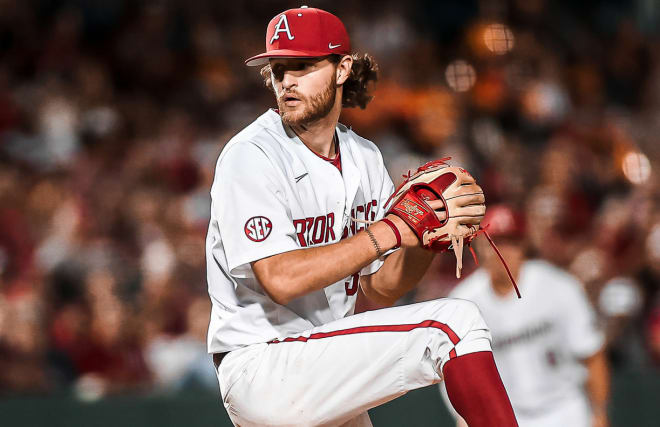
[384,158,521,298]
[385,158,484,277]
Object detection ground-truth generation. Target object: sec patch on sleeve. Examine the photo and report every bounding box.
[244,216,273,242]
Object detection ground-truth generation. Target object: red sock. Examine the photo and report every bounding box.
[442,351,518,427]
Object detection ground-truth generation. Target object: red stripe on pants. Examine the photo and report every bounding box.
[270,319,460,357]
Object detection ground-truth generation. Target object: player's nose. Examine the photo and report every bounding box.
[281,71,297,89]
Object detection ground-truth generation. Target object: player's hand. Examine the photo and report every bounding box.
[428,193,486,227]
[385,160,485,252]
[428,166,486,229]
[384,159,488,278]
[385,214,421,248]
[384,187,486,249]
[384,192,486,249]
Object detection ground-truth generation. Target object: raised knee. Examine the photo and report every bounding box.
[445,298,484,325]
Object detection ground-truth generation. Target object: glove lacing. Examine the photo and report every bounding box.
[469,225,522,299]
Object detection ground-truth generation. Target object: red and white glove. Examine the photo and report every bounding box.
[385,158,485,277]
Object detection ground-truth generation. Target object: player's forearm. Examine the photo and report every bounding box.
[252,221,398,305]
[585,350,610,419]
[360,246,435,306]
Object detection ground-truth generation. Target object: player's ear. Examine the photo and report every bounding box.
[336,55,352,85]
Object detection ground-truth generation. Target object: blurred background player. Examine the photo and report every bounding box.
[440,205,610,427]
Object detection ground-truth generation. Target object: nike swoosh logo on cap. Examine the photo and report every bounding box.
[328,43,341,49]
[295,173,308,183]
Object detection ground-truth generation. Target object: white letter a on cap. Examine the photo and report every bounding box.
[270,14,294,44]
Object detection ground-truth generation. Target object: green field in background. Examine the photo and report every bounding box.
[1,369,658,427]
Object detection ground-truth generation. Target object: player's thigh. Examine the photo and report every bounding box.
[219,325,413,426]
[218,298,488,426]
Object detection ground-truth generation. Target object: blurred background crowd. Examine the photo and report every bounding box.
[0,0,659,403]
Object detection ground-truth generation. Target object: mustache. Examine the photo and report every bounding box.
[278,91,304,102]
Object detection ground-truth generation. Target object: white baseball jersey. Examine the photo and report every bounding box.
[205,109,395,354]
[206,109,497,426]
[442,259,604,425]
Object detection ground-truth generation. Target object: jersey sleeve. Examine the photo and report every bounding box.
[559,276,605,359]
[360,152,396,276]
[211,141,299,278]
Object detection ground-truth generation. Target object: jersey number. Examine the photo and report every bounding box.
[345,273,360,296]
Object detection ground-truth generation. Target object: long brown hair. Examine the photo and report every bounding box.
[260,53,379,109]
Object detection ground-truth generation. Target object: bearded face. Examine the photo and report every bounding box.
[277,76,337,126]
[269,58,339,127]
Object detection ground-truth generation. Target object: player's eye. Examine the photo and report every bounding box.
[270,60,315,81]
[271,65,285,81]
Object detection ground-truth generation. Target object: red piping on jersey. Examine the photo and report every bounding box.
[269,319,461,358]
[308,134,342,172]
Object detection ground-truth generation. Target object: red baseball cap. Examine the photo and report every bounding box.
[483,205,526,239]
[245,6,351,66]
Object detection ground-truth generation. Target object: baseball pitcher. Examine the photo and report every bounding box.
[206,6,518,426]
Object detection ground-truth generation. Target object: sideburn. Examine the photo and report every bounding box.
[304,76,338,123]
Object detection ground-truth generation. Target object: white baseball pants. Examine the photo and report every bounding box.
[215,298,492,427]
